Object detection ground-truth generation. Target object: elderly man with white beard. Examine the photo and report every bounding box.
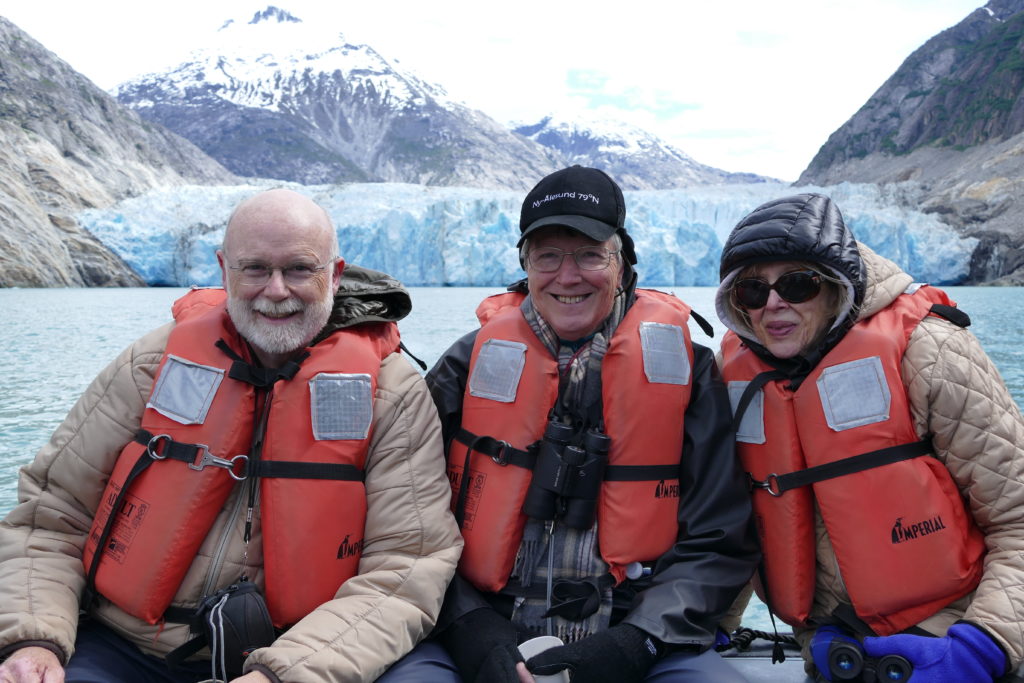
[0,188,462,683]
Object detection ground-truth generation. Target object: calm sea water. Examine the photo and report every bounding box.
[1,286,1021,630]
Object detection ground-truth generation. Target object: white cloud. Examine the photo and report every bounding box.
[1,0,983,180]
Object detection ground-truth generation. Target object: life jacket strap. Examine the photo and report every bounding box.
[454,428,537,469]
[135,430,249,481]
[929,303,970,328]
[827,602,934,638]
[252,460,364,481]
[215,339,308,387]
[134,429,205,464]
[83,438,160,608]
[731,369,789,435]
[749,440,933,496]
[453,429,677,482]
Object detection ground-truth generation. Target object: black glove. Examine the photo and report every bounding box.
[526,624,660,683]
[437,606,523,683]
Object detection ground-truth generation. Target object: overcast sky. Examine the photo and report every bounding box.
[1,0,984,181]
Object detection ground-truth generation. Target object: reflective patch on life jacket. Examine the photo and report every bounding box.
[639,322,690,385]
[309,373,373,440]
[727,381,765,444]
[469,339,527,402]
[147,355,225,425]
[817,356,891,431]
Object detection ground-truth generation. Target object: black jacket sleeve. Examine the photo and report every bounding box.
[425,330,486,634]
[621,342,760,648]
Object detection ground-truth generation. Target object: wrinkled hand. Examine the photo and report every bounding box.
[515,661,536,683]
[526,624,658,683]
[0,646,64,683]
[809,625,862,681]
[863,622,1006,683]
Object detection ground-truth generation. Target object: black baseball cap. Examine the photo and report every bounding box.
[518,165,637,264]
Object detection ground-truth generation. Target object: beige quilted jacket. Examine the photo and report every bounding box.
[0,322,463,682]
[788,245,1024,671]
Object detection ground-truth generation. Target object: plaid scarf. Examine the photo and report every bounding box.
[509,289,628,642]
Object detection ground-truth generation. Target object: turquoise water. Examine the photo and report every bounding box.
[1,286,1022,631]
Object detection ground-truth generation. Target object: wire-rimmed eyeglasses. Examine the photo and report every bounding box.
[526,246,620,273]
[227,260,334,286]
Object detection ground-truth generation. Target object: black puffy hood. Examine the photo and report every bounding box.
[718,193,866,304]
[714,194,867,380]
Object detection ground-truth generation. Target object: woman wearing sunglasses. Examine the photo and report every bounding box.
[714,193,1024,682]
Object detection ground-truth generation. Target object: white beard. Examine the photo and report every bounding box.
[227,289,334,360]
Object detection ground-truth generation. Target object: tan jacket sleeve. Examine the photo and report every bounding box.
[0,324,170,662]
[244,353,463,682]
[904,316,1024,667]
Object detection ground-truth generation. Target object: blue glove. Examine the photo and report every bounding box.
[863,622,1006,683]
[810,625,864,681]
[714,627,732,651]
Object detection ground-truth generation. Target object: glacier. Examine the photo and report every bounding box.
[79,181,978,287]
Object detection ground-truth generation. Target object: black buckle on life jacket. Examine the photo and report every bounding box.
[749,472,782,497]
[490,439,513,466]
[145,433,249,481]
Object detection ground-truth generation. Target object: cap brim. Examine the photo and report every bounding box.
[516,214,617,247]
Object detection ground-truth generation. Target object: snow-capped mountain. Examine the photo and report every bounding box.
[515,115,775,188]
[114,6,768,191]
[115,7,560,189]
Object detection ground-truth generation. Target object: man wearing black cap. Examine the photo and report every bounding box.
[419,166,758,682]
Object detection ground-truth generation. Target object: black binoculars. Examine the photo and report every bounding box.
[828,639,912,682]
[522,421,610,529]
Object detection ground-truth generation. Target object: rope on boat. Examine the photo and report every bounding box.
[716,626,800,653]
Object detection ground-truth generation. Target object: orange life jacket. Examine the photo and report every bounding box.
[83,288,399,627]
[449,289,694,592]
[719,285,985,635]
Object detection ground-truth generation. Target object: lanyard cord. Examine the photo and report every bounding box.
[241,388,273,573]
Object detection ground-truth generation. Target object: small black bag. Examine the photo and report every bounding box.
[203,581,276,676]
[167,580,276,679]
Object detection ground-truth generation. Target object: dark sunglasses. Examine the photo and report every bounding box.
[733,270,822,309]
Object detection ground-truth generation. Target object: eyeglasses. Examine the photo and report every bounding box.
[228,260,333,286]
[733,270,822,309]
[527,246,620,273]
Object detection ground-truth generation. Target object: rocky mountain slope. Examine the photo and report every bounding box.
[0,17,236,287]
[797,0,1024,283]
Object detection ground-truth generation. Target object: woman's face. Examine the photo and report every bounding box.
[737,261,834,359]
